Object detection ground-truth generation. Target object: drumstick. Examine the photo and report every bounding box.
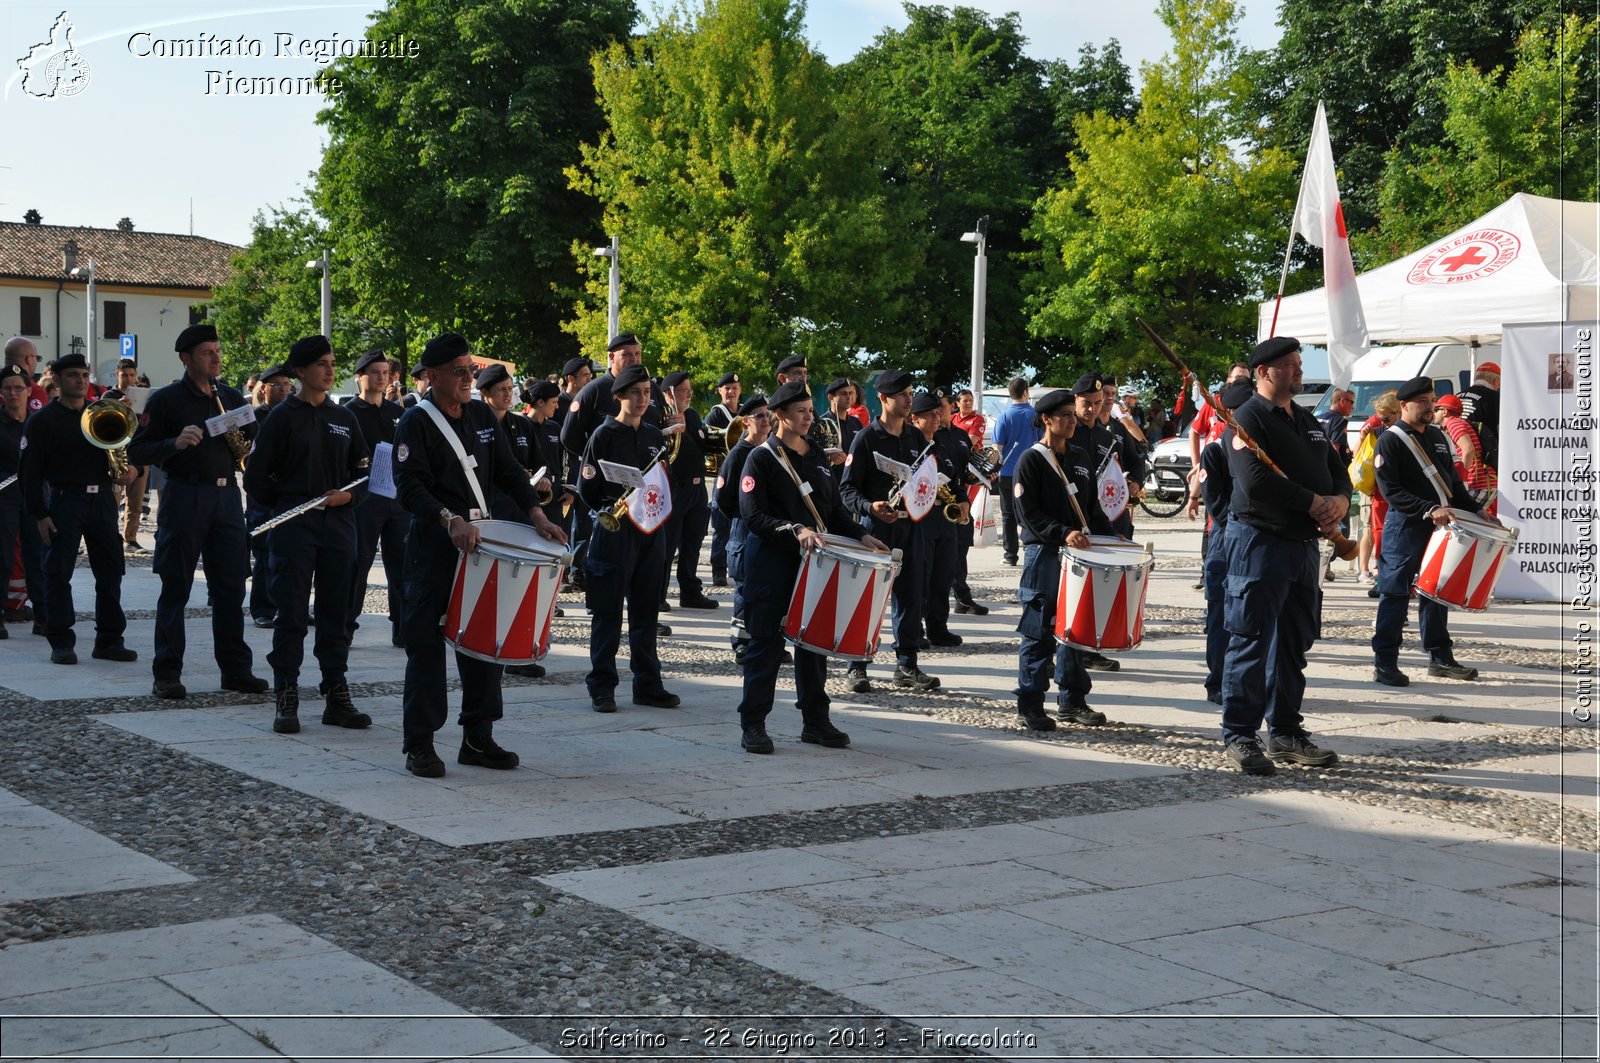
[1137,318,1359,562]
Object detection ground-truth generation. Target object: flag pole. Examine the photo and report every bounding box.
[1267,102,1319,338]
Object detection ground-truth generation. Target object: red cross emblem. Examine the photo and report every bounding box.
[1407,228,1520,286]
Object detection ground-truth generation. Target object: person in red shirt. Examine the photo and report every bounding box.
[844,379,869,428]
[952,388,986,445]
[1434,393,1496,516]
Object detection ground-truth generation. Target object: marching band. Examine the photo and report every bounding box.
[0,323,1515,779]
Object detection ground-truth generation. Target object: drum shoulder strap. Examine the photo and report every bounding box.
[1384,424,1452,507]
[419,398,490,516]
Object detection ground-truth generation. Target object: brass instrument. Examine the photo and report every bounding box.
[811,415,841,453]
[213,380,251,471]
[885,440,938,512]
[701,415,746,475]
[598,446,669,532]
[80,398,137,480]
[662,392,682,464]
[968,444,1001,482]
[935,482,971,525]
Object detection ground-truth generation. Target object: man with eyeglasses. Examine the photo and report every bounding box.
[1217,336,1350,777]
[392,333,568,778]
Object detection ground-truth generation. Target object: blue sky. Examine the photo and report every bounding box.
[1,1,1281,247]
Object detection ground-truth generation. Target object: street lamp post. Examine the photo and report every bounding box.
[593,236,620,338]
[69,257,96,377]
[306,250,331,338]
[960,216,989,402]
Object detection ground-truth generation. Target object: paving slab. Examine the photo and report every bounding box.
[0,792,194,903]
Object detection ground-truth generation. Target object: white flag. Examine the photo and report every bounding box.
[1292,102,1369,391]
[1097,453,1129,523]
[903,454,940,522]
[627,460,674,534]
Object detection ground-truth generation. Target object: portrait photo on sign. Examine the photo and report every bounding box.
[1548,352,1575,391]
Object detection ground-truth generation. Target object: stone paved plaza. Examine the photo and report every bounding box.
[0,512,1595,1061]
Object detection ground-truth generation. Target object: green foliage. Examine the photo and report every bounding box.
[1366,14,1598,261]
[1044,40,1138,161]
[839,4,1087,387]
[1026,0,1296,392]
[566,0,909,389]
[313,0,636,374]
[207,205,368,383]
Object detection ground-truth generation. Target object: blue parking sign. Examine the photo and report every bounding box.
[119,334,136,361]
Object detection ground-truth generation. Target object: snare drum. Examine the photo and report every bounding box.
[443,520,571,663]
[1055,540,1154,651]
[1414,511,1518,612]
[783,534,900,661]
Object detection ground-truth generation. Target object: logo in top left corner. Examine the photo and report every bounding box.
[16,11,91,99]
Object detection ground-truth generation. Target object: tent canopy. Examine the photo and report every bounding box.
[1260,194,1599,345]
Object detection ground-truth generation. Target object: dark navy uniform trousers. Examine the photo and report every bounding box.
[153,479,252,681]
[1015,543,1089,711]
[583,513,668,700]
[41,486,126,652]
[266,504,355,692]
[0,497,44,619]
[245,498,274,624]
[349,493,407,640]
[737,534,829,726]
[1219,521,1320,744]
[1372,510,1452,667]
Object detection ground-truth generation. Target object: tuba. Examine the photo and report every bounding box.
[81,399,137,481]
[702,415,746,475]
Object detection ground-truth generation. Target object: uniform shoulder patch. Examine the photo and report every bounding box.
[17,436,26,451]
[581,463,595,480]
[844,452,853,467]
[1231,434,1247,450]
[570,399,582,414]
[396,443,410,463]
[715,475,725,489]
[1012,481,1024,498]
[741,475,756,493]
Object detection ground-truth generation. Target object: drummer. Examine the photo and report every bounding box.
[1372,376,1490,686]
[715,393,771,663]
[735,382,884,754]
[576,363,679,713]
[1012,387,1113,730]
[392,333,568,779]
[243,335,371,736]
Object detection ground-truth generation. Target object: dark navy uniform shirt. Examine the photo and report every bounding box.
[243,395,370,509]
[715,438,757,520]
[576,417,668,513]
[841,418,930,549]
[128,375,253,481]
[559,372,666,458]
[1225,394,1353,540]
[739,437,862,544]
[393,398,539,522]
[666,407,707,483]
[1015,439,1110,546]
[342,395,404,451]
[1374,420,1479,521]
[0,409,27,487]
[22,399,116,517]
[1200,432,1234,533]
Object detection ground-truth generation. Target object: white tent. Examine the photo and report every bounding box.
[1259,193,1599,344]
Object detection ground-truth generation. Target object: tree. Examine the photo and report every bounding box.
[314,0,636,372]
[566,0,909,387]
[1248,0,1569,239]
[207,205,370,382]
[1026,0,1296,389]
[1044,39,1137,161]
[1366,14,1598,261]
[838,5,1064,386]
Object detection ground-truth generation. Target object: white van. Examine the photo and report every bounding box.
[1314,342,1497,451]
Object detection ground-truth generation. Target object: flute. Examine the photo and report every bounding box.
[1136,318,1359,561]
[250,477,369,538]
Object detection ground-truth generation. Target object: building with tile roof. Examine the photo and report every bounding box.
[0,220,240,385]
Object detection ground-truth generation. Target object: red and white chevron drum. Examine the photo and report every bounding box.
[443,520,570,663]
[783,534,901,661]
[1414,511,1517,612]
[1055,539,1154,652]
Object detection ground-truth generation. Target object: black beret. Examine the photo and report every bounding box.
[287,335,332,368]
[260,363,291,382]
[663,370,690,388]
[768,381,812,411]
[1219,380,1255,410]
[1396,375,1434,402]
[1100,374,1117,387]
[1033,388,1074,425]
[825,377,851,396]
[526,379,560,401]
[606,332,639,352]
[875,370,913,396]
[52,353,88,374]
[737,394,769,416]
[1072,373,1103,396]
[716,371,740,388]
[174,324,217,353]
[613,363,650,393]
[1249,335,1301,369]
[776,354,807,374]
[0,364,31,386]
[421,333,470,368]
[475,364,511,391]
[562,356,591,378]
[909,390,942,415]
[354,350,389,375]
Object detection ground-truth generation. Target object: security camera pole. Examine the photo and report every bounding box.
[960,215,989,400]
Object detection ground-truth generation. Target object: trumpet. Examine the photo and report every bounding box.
[598,447,669,532]
[885,440,938,512]
[935,482,971,525]
[702,415,746,475]
[80,398,137,480]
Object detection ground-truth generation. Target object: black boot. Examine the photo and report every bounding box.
[273,687,301,734]
[321,682,372,728]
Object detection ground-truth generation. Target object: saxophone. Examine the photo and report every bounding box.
[213,380,252,471]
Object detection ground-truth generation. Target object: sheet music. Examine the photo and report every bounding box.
[368,443,396,499]
[872,451,911,482]
[123,386,150,415]
[204,404,256,438]
[599,460,646,489]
